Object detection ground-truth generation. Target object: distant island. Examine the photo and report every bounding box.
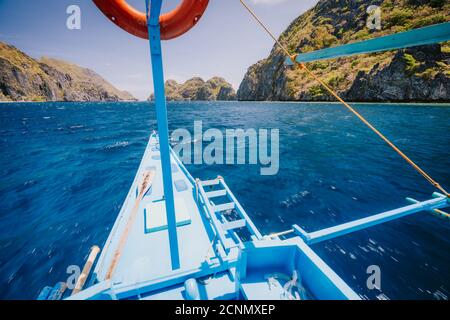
[0,42,136,102]
[148,77,236,102]
[238,0,450,102]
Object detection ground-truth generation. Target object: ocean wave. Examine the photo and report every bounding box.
[280,190,311,209]
[103,141,130,151]
[1,101,450,299]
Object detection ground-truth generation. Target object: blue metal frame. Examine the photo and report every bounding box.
[293,195,449,245]
[146,0,180,270]
[219,179,263,239]
[285,22,450,65]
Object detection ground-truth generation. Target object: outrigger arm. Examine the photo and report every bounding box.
[293,193,449,245]
[285,22,450,65]
[146,0,180,270]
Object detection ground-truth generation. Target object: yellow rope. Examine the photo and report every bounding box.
[240,0,449,197]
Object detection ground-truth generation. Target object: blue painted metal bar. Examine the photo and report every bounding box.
[293,196,449,244]
[37,286,53,300]
[196,183,234,251]
[406,197,450,219]
[289,22,450,64]
[219,179,263,239]
[113,260,236,300]
[146,0,180,270]
[47,282,67,300]
[433,192,446,199]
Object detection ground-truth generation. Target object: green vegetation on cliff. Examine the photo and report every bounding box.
[238,0,450,102]
[0,42,136,102]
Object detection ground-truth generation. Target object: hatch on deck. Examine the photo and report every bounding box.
[144,197,192,233]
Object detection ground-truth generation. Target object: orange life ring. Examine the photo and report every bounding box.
[92,0,209,40]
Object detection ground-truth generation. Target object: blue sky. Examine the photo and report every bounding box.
[0,0,318,100]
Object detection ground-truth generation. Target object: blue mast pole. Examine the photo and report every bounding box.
[145,0,180,270]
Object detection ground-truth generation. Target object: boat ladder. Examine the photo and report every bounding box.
[195,177,262,253]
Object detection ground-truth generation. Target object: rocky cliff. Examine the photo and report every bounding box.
[0,42,136,102]
[149,77,237,101]
[238,0,450,102]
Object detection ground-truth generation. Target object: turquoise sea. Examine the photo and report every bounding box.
[0,101,449,299]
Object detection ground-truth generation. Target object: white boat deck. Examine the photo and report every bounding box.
[93,135,222,289]
[67,134,363,301]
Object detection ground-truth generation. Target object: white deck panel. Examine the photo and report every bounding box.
[94,135,218,286]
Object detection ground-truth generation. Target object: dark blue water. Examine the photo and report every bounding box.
[0,101,449,300]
